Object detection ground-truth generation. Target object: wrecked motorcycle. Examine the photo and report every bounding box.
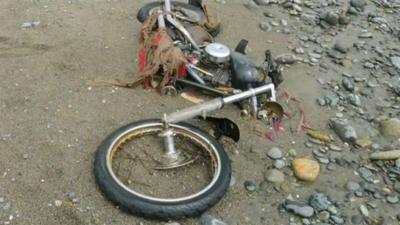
[136,0,283,116]
[94,0,284,219]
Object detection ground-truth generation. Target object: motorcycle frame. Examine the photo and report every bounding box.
[159,84,276,160]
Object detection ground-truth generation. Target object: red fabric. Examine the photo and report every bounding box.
[138,47,150,89]
[178,63,187,78]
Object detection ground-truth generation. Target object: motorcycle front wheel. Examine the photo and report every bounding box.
[94,119,231,219]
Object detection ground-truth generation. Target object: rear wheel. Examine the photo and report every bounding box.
[136,1,220,37]
[94,119,231,219]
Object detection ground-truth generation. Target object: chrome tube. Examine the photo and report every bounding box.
[164,84,276,124]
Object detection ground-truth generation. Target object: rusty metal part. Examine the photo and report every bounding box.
[260,101,284,122]
[161,85,178,96]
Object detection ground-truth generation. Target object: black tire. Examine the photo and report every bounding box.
[136,1,220,37]
[137,1,206,23]
[94,119,231,219]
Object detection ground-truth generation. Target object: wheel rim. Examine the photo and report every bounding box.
[105,122,222,202]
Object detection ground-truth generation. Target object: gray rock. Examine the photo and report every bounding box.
[348,94,361,106]
[322,11,339,26]
[380,118,400,139]
[338,16,351,25]
[254,0,270,5]
[244,0,259,10]
[294,47,305,54]
[67,192,79,203]
[395,158,400,168]
[317,97,326,106]
[309,193,330,211]
[244,181,257,192]
[259,20,272,31]
[264,169,285,183]
[165,223,181,225]
[358,167,374,183]
[317,157,330,164]
[342,78,354,92]
[330,215,345,225]
[0,202,10,210]
[317,211,330,222]
[330,119,358,143]
[387,194,399,204]
[364,62,374,69]
[351,215,363,224]
[334,41,349,53]
[327,205,338,215]
[393,181,400,193]
[390,56,400,70]
[274,159,286,169]
[22,153,29,160]
[358,32,373,38]
[350,0,366,10]
[283,201,315,218]
[268,147,283,159]
[200,214,227,225]
[301,11,319,26]
[275,54,297,64]
[359,204,369,217]
[302,218,311,225]
[345,181,361,192]
[326,49,343,59]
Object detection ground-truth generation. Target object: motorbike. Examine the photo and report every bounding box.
[94,0,284,219]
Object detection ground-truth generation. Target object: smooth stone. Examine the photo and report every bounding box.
[317,211,330,222]
[351,215,363,224]
[358,32,373,38]
[200,214,227,225]
[393,181,400,193]
[355,138,372,149]
[322,11,339,26]
[358,167,374,183]
[309,193,330,211]
[292,158,320,182]
[342,78,354,92]
[264,169,285,183]
[387,194,399,204]
[330,215,345,225]
[284,201,315,218]
[274,159,286,169]
[275,54,297,64]
[350,0,366,10]
[370,150,400,160]
[330,119,358,143]
[268,147,283,159]
[345,181,361,192]
[359,204,369,217]
[334,41,349,53]
[244,181,257,192]
[348,94,361,106]
[244,0,259,10]
[67,192,79,203]
[380,118,400,139]
[395,158,400,168]
[390,56,400,70]
[338,16,351,25]
[259,20,272,32]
